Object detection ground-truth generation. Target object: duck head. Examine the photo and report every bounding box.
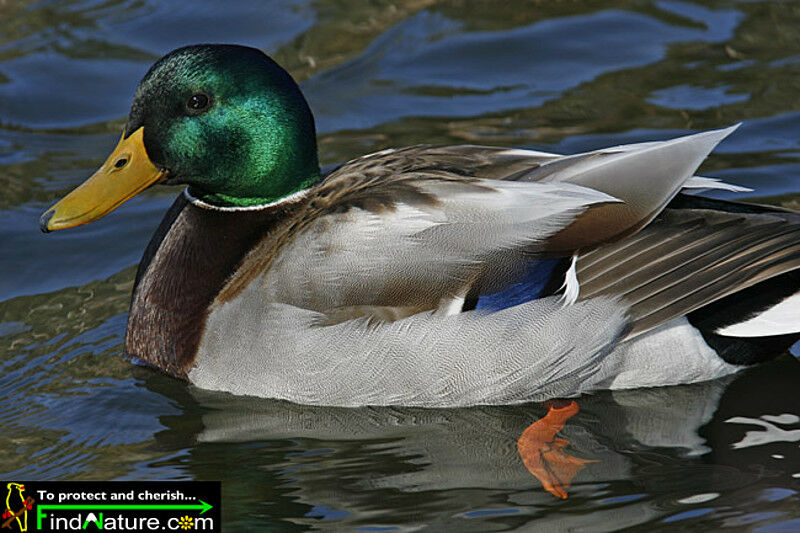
[41,44,319,232]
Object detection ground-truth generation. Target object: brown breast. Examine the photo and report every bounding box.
[125,193,279,378]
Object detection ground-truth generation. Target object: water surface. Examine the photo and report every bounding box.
[3,0,800,530]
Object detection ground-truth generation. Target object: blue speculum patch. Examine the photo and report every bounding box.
[475,258,565,311]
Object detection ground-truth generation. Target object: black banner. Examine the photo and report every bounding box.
[1,481,220,533]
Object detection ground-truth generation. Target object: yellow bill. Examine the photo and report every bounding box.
[40,127,166,232]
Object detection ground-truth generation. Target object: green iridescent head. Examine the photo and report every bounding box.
[40,44,319,232]
[127,44,319,207]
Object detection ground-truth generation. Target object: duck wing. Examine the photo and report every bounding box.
[221,127,736,323]
[577,195,800,338]
[220,155,616,322]
[430,125,741,252]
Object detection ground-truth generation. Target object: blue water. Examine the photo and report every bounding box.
[2,1,800,530]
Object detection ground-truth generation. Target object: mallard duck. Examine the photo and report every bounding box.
[40,44,800,407]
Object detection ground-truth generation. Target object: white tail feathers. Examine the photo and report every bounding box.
[716,292,800,338]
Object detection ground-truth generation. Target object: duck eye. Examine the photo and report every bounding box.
[186,93,211,113]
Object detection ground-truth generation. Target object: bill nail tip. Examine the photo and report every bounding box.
[39,210,54,233]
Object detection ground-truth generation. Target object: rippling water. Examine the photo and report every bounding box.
[2,1,800,530]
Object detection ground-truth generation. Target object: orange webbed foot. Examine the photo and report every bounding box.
[517,400,597,499]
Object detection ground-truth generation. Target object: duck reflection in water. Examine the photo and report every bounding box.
[139,356,800,522]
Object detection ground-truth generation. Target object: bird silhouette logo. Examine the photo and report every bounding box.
[2,483,34,532]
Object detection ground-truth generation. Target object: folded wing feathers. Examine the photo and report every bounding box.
[260,127,741,329]
[412,180,619,254]
[683,176,753,193]
[484,126,746,201]
[578,206,800,337]
[540,125,738,209]
[258,177,615,317]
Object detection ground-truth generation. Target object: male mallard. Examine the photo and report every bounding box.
[40,45,800,407]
